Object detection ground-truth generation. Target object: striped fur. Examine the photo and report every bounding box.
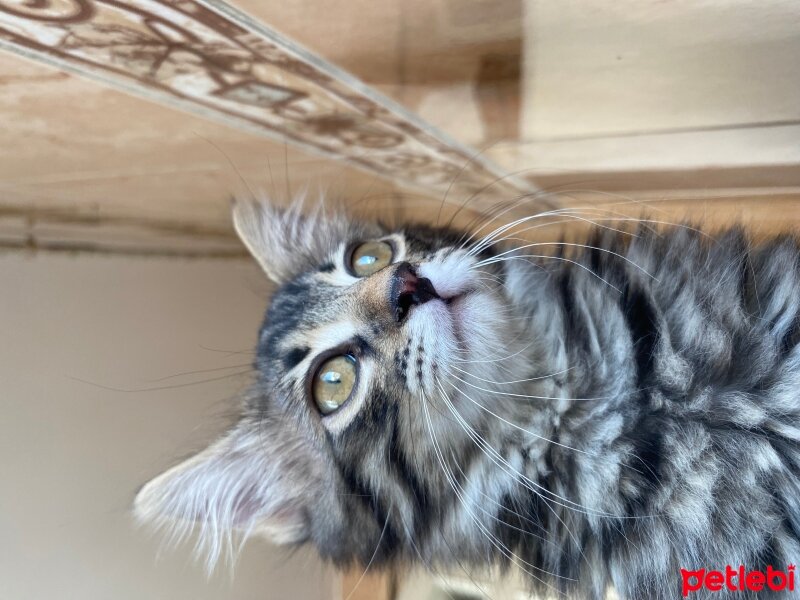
[136,201,800,599]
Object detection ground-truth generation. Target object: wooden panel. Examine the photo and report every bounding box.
[0,52,398,224]
[0,0,529,201]
[0,0,529,249]
[492,127,800,181]
[342,569,396,600]
[522,0,800,140]
[510,0,800,186]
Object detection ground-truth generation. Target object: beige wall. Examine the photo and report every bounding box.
[0,253,337,600]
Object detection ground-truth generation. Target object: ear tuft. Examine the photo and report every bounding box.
[232,196,349,284]
[134,424,314,572]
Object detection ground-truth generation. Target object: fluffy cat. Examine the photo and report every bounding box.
[135,199,800,599]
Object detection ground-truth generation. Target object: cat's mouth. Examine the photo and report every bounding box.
[442,296,459,321]
[443,293,467,341]
[402,291,470,398]
[415,291,469,355]
[413,254,484,373]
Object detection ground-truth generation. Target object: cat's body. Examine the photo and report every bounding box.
[136,202,800,600]
[470,225,800,599]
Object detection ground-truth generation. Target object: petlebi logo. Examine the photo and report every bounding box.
[681,565,795,596]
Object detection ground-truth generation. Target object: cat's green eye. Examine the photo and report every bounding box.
[349,241,393,277]
[312,354,357,415]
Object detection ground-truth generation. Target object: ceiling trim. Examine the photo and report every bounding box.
[0,0,537,203]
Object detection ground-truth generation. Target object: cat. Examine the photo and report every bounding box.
[135,198,800,599]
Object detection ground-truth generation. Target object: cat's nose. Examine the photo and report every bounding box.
[390,262,440,323]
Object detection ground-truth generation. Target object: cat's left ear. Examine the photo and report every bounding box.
[232,197,348,284]
[134,422,320,565]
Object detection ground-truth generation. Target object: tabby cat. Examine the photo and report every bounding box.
[135,199,800,599]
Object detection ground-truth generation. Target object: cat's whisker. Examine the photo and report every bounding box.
[463,206,621,253]
[451,369,625,403]
[462,203,671,258]
[441,162,619,236]
[433,379,590,569]
[449,364,574,386]
[198,344,256,357]
[442,376,593,457]
[393,513,473,600]
[343,512,391,600]
[446,170,663,238]
[435,140,501,228]
[473,219,635,252]
[467,209,653,254]
[473,241,657,281]
[452,192,544,250]
[194,133,257,200]
[449,178,626,247]
[420,385,570,591]
[463,204,639,256]
[471,212,712,257]
[439,379,646,525]
[475,254,623,293]
[146,363,254,382]
[420,389,507,561]
[464,207,585,256]
[451,191,530,238]
[69,368,254,393]
[462,206,592,252]
[449,338,530,367]
[449,337,538,365]
[451,188,560,244]
[448,458,557,550]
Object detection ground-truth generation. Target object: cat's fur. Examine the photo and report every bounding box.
[136,199,800,599]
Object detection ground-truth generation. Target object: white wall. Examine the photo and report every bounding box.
[0,253,337,600]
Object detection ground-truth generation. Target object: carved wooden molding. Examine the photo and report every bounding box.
[0,0,535,202]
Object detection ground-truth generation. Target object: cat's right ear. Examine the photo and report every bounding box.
[133,421,322,569]
[232,197,347,284]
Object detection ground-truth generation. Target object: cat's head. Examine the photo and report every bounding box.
[134,198,528,570]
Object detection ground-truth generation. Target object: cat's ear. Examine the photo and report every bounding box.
[134,423,317,567]
[232,197,348,284]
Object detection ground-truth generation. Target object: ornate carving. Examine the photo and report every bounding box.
[0,0,530,199]
[0,0,94,23]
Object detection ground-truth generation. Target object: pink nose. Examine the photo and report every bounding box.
[390,262,440,322]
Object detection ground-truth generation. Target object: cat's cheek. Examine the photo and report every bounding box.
[417,250,476,299]
[451,291,504,354]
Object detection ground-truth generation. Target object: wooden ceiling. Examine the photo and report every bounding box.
[0,0,798,259]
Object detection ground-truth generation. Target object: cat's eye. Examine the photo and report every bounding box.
[312,354,357,415]
[349,241,393,277]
